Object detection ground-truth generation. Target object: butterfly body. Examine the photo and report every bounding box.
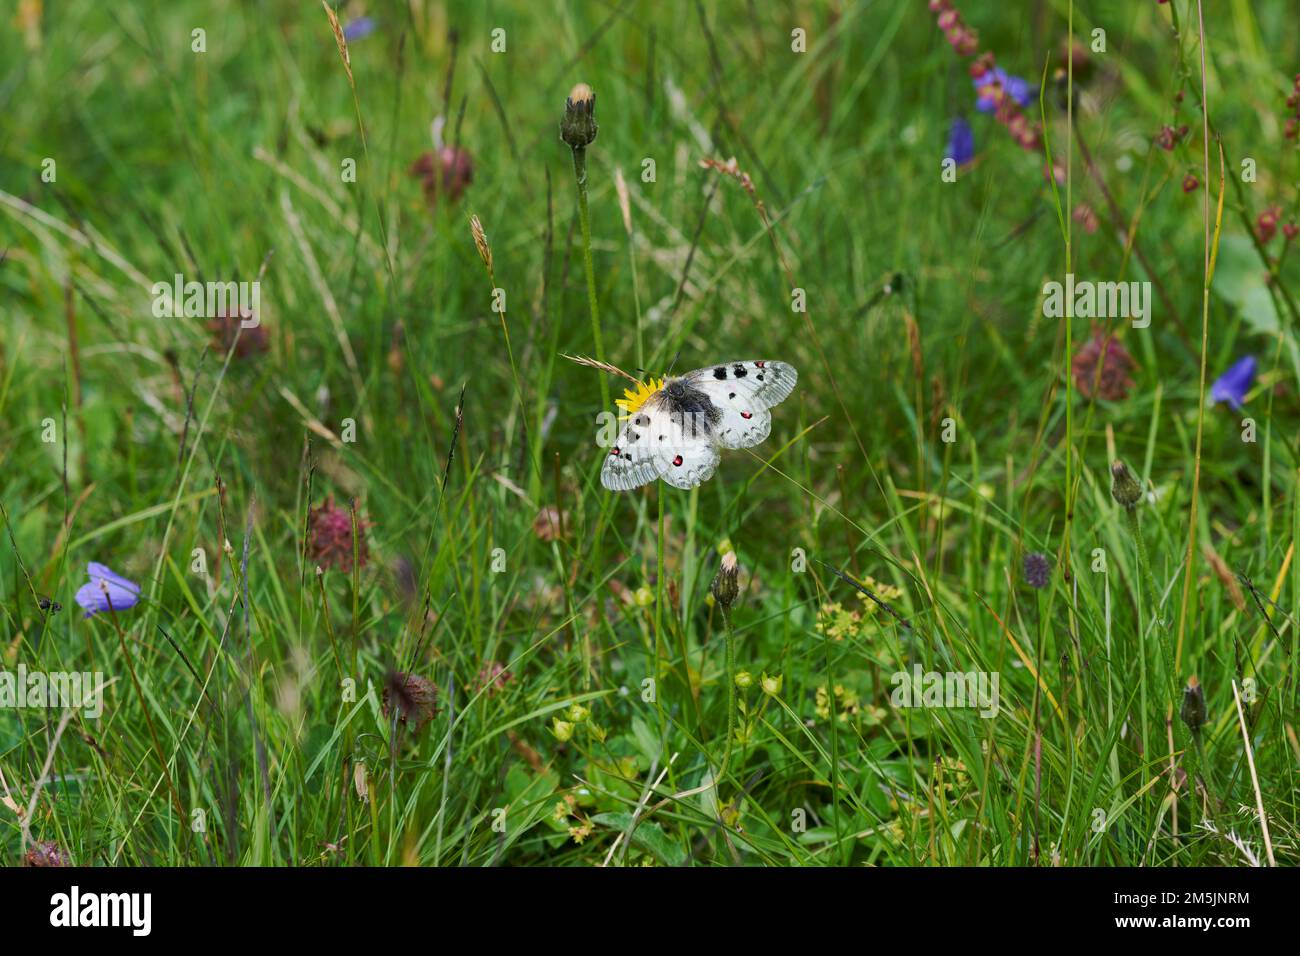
[601,360,797,491]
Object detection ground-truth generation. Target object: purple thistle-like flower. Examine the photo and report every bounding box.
[1023,552,1051,589]
[1209,355,1257,411]
[947,117,974,167]
[74,562,141,618]
[973,68,1033,114]
[342,17,376,41]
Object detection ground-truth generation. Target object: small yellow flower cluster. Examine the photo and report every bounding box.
[935,755,969,795]
[814,683,858,722]
[815,577,905,640]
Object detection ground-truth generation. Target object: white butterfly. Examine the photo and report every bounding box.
[601,360,798,491]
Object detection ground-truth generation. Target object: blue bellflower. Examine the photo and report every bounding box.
[75,562,141,618]
[1209,355,1257,410]
[947,117,974,167]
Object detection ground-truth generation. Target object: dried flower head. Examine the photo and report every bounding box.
[309,495,373,573]
[1072,330,1137,401]
[476,661,513,695]
[560,82,598,149]
[382,670,438,729]
[410,146,474,207]
[1023,552,1051,589]
[1110,460,1143,511]
[23,841,70,867]
[532,505,567,543]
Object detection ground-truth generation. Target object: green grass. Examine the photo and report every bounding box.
[0,0,1297,867]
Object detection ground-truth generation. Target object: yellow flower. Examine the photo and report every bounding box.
[615,377,665,419]
[814,685,831,720]
[854,576,904,616]
[633,586,654,607]
[760,672,783,696]
[552,718,574,742]
[816,601,861,640]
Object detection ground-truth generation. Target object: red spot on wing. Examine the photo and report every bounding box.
[610,446,620,456]
[741,412,753,419]
[672,455,683,467]
[754,361,765,368]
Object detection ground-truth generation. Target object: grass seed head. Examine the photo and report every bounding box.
[1180,676,1206,735]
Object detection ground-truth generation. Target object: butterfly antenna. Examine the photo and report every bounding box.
[561,353,640,383]
[813,558,912,629]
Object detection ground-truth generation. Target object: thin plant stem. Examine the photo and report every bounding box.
[571,146,610,414]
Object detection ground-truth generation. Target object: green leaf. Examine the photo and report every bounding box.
[1212,233,1279,334]
[592,811,686,867]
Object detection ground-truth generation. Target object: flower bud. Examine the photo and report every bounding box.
[710,551,740,610]
[760,672,783,696]
[560,83,598,149]
[734,670,753,689]
[1180,676,1206,734]
[1110,460,1143,511]
[552,718,574,742]
[566,702,590,723]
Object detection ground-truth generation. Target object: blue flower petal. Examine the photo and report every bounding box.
[973,68,1033,113]
[1209,355,1257,411]
[342,17,376,41]
[75,563,141,617]
[946,117,974,168]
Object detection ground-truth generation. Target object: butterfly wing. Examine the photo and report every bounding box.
[601,397,669,491]
[682,360,797,449]
[654,408,721,488]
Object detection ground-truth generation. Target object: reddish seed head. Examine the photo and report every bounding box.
[1072,330,1138,401]
[207,309,268,359]
[308,495,373,573]
[23,842,70,867]
[1182,173,1199,193]
[382,671,438,729]
[409,145,474,207]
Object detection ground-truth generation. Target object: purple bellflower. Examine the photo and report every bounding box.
[74,562,141,618]
[1209,355,1257,411]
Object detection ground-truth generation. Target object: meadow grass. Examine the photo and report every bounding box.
[0,0,1296,867]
